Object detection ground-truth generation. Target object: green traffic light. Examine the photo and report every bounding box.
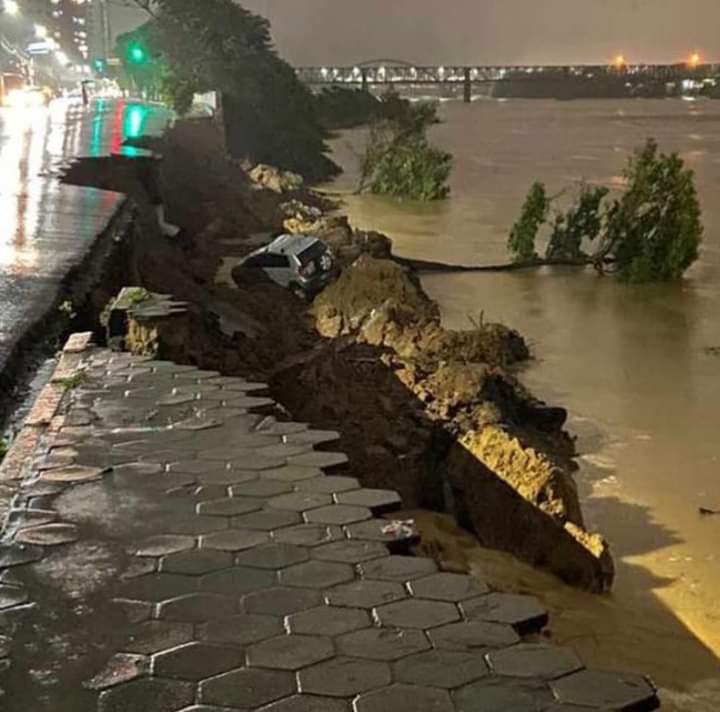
[128,44,147,64]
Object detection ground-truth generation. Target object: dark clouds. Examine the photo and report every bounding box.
[239,0,717,66]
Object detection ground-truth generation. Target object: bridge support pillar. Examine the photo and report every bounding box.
[463,68,472,103]
[361,68,369,93]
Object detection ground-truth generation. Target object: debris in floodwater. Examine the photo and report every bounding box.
[698,507,720,516]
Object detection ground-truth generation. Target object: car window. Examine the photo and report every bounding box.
[298,242,326,265]
[265,254,290,268]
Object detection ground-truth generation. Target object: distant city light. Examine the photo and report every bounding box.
[613,54,627,69]
[688,52,702,68]
[3,0,20,15]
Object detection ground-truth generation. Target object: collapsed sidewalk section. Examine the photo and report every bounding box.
[0,330,659,711]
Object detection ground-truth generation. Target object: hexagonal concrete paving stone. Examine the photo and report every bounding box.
[288,451,348,470]
[267,492,333,512]
[160,549,234,575]
[355,683,454,712]
[551,669,659,710]
[199,566,276,596]
[454,677,554,712]
[326,580,407,609]
[98,677,195,712]
[165,515,231,536]
[428,621,520,653]
[83,653,148,691]
[235,543,310,570]
[257,442,313,458]
[197,497,264,517]
[336,627,431,661]
[248,633,334,670]
[119,573,198,603]
[244,586,321,616]
[288,605,372,637]
[261,466,324,483]
[0,585,29,610]
[299,657,391,697]
[227,454,287,471]
[311,540,389,564]
[203,612,284,646]
[199,528,270,552]
[335,488,402,515]
[359,555,437,582]
[230,479,294,498]
[394,650,489,689]
[280,560,355,589]
[200,668,296,708]
[158,593,237,622]
[461,593,549,634]
[152,642,246,680]
[304,504,372,526]
[123,620,195,655]
[274,524,344,547]
[345,519,420,553]
[286,430,341,446]
[195,469,259,487]
[410,573,489,602]
[133,535,196,558]
[232,509,303,531]
[260,695,349,712]
[295,476,360,495]
[375,599,460,630]
[487,643,584,680]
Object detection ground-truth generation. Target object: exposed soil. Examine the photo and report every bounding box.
[60,118,613,592]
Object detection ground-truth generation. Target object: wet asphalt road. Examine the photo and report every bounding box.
[0,98,170,383]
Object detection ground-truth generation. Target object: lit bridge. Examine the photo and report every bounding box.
[296,59,720,101]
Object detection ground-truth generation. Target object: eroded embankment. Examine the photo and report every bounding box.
[59,118,613,592]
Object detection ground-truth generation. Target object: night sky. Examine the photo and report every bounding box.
[113,1,718,66]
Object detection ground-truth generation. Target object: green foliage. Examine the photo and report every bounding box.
[508,182,549,263]
[125,0,338,181]
[546,184,609,261]
[508,140,703,282]
[58,372,87,391]
[359,101,451,201]
[314,88,384,130]
[600,139,703,282]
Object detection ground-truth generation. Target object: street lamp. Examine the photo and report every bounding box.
[3,0,20,15]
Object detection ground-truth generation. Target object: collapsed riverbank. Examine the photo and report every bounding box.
[58,117,614,593]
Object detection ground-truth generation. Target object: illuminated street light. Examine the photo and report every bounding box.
[55,50,71,67]
[3,0,20,15]
[34,24,48,39]
[613,54,627,70]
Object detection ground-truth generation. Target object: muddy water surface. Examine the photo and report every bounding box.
[328,99,720,708]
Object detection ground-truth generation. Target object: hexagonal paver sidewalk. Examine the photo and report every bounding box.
[0,340,661,712]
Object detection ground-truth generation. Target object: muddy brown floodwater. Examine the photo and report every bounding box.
[327,99,720,710]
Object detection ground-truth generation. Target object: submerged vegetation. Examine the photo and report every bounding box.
[508,139,703,282]
[359,100,453,201]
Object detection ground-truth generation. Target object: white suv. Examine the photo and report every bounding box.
[237,234,336,297]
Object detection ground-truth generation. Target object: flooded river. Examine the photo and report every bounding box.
[328,99,720,707]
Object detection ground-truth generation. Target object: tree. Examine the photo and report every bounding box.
[126,0,338,181]
[546,184,609,262]
[507,140,703,281]
[596,139,702,281]
[359,101,452,201]
[507,181,548,263]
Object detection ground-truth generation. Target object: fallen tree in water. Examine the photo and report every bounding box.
[506,139,703,281]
